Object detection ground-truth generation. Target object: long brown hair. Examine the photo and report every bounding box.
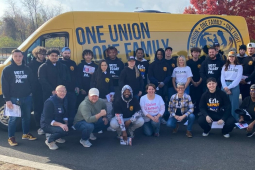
[224,56,240,71]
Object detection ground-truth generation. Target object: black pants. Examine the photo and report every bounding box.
[198,114,236,135]
[42,125,68,143]
[240,84,251,100]
[190,84,203,115]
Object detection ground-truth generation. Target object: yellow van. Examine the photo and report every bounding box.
[0,11,250,130]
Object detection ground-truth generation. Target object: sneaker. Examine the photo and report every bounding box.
[45,140,58,150]
[161,119,167,125]
[80,139,92,147]
[37,128,45,135]
[89,133,97,140]
[55,138,65,144]
[184,120,188,126]
[22,133,37,140]
[98,130,103,134]
[107,126,116,132]
[246,132,255,137]
[186,130,192,138]
[172,124,179,133]
[154,133,160,137]
[223,134,230,138]
[128,129,135,138]
[202,132,209,137]
[8,137,18,146]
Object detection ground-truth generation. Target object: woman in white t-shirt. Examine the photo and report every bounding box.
[140,84,165,137]
[221,51,243,121]
[172,56,193,95]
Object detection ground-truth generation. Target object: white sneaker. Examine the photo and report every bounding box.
[161,119,167,125]
[223,134,230,138]
[37,128,45,135]
[45,140,58,150]
[55,138,65,143]
[90,133,97,140]
[202,132,209,137]
[184,120,188,126]
[107,126,116,132]
[80,139,92,147]
[98,130,103,134]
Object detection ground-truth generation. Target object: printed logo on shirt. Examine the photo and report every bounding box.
[129,106,133,111]
[14,71,28,83]
[172,63,175,68]
[70,66,74,71]
[137,64,146,79]
[163,67,167,71]
[105,78,110,83]
[109,64,120,75]
[248,61,253,65]
[208,64,219,74]
[198,64,201,69]
[207,98,219,112]
[58,108,62,113]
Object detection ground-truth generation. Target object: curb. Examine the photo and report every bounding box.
[0,155,71,170]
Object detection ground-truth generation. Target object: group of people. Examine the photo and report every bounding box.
[2,42,255,150]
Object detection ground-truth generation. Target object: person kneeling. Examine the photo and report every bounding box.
[166,83,195,138]
[198,77,236,138]
[73,88,108,148]
[236,84,255,137]
[110,85,144,140]
[40,85,69,150]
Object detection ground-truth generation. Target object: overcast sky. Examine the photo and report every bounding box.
[0,0,191,18]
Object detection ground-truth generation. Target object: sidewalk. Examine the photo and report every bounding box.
[0,155,71,170]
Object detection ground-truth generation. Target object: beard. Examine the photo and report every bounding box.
[123,94,132,100]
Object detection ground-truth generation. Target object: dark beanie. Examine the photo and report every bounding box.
[239,45,247,51]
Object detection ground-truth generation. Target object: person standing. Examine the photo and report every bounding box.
[28,46,46,135]
[172,56,193,95]
[77,50,98,107]
[38,49,70,102]
[59,47,79,127]
[221,51,243,121]
[213,42,227,61]
[2,49,37,146]
[240,43,255,100]
[237,45,247,64]
[135,48,149,94]
[119,56,143,99]
[187,47,203,114]
[140,84,165,137]
[40,85,69,150]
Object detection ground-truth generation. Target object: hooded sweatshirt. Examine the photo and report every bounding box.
[2,60,34,101]
[199,89,231,121]
[165,57,177,87]
[119,66,144,95]
[242,55,255,83]
[237,53,248,65]
[200,57,223,85]
[135,57,149,86]
[106,57,124,86]
[77,60,98,93]
[114,85,141,118]
[148,49,171,87]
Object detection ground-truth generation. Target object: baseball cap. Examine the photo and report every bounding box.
[89,88,99,96]
[128,56,135,61]
[228,51,236,57]
[247,43,255,48]
[250,84,255,89]
[213,42,220,47]
[61,47,71,53]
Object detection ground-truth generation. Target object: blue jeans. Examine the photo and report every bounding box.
[166,113,195,131]
[8,96,32,137]
[143,117,161,136]
[74,118,108,140]
[168,87,176,102]
[42,125,68,143]
[67,92,77,126]
[222,82,240,121]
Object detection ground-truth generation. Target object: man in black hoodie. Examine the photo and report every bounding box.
[198,77,235,138]
[28,46,46,135]
[237,45,247,64]
[213,42,227,62]
[38,49,70,102]
[200,47,223,90]
[77,49,98,107]
[59,47,79,127]
[2,49,37,146]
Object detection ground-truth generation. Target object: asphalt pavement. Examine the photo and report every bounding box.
[0,121,254,170]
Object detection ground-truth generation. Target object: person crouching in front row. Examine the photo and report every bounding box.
[40,85,69,150]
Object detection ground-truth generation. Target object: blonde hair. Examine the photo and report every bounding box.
[177,55,186,67]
